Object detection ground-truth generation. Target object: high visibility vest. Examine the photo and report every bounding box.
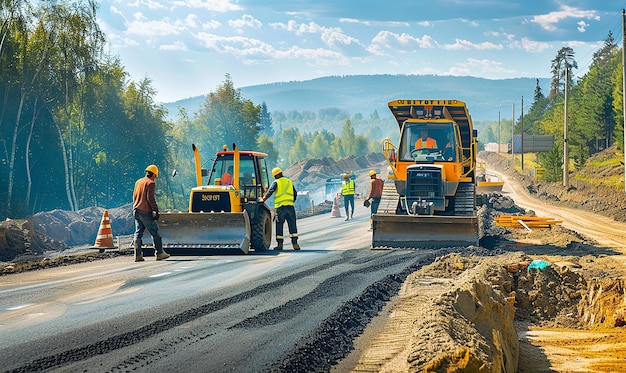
[274,177,295,208]
[341,179,355,196]
[415,137,437,148]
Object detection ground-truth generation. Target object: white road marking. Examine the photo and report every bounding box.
[6,304,33,311]
[149,272,172,278]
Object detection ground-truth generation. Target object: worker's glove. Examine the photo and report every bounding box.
[363,199,371,208]
[152,211,160,220]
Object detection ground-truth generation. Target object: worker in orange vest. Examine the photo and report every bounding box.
[415,128,438,149]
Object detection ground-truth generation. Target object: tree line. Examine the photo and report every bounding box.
[479,32,623,183]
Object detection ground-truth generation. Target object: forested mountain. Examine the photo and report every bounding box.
[165,75,550,123]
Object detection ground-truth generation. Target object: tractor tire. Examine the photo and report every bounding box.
[251,208,272,252]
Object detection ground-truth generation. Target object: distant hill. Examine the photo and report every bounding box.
[162,74,550,122]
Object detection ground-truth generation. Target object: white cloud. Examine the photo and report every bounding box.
[171,0,242,12]
[530,5,600,31]
[320,27,362,48]
[185,14,200,28]
[443,39,502,51]
[202,20,221,30]
[127,0,167,10]
[125,13,186,36]
[110,6,127,21]
[107,33,140,48]
[160,41,188,51]
[270,20,362,49]
[228,14,262,30]
[194,32,348,66]
[577,21,588,33]
[464,58,516,74]
[510,37,551,53]
[371,31,438,49]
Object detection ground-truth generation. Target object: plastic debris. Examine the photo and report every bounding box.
[527,259,550,271]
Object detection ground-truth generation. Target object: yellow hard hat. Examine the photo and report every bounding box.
[369,170,376,176]
[145,164,159,178]
[272,167,283,177]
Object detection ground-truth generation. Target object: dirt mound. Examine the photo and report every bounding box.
[28,205,135,246]
[0,205,134,263]
[285,152,387,196]
[0,219,67,262]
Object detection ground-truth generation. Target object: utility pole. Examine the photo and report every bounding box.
[563,63,569,187]
[498,111,501,153]
[522,96,524,171]
[622,9,626,192]
[511,103,515,165]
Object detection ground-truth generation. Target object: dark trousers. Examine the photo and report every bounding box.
[343,194,354,214]
[370,197,381,216]
[134,209,164,254]
[275,205,298,243]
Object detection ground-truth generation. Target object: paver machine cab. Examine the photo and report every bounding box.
[373,99,479,248]
[158,144,273,254]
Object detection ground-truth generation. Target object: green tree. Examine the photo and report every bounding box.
[288,136,308,165]
[257,134,279,167]
[193,74,262,153]
[549,47,577,100]
[259,102,274,137]
[340,119,356,156]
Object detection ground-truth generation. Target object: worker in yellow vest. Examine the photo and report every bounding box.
[261,167,300,251]
[341,172,355,221]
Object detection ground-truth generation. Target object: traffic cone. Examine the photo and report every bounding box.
[90,210,118,252]
[331,195,342,218]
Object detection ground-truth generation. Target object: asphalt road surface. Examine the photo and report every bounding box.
[0,207,439,373]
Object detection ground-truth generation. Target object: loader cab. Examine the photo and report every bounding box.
[399,121,459,163]
[207,152,271,199]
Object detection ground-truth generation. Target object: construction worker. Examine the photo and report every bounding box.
[222,165,234,185]
[415,128,438,149]
[261,167,300,251]
[341,172,355,220]
[132,165,170,262]
[364,169,384,226]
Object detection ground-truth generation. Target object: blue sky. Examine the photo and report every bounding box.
[97,0,624,103]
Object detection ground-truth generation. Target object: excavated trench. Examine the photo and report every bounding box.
[348,249,626,372]
[347,196,626,372]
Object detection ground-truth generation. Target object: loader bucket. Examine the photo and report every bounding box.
[158,210,251,255]
[372,214,479,249]
[476,181,504,194]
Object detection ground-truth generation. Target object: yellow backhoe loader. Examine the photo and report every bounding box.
[158,144,273,255]
[373,99,480,248]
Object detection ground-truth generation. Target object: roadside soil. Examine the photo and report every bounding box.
[338,149,626,372]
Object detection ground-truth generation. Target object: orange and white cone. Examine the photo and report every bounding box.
[331,195,342,218]
[90,210,118,251]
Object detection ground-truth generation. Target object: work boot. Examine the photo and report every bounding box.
[134,239,144,262]
[345,211,349,221]
[274,241,283,251]
[292,242,301,250]
[156,252,170,260]
[154,236,170,260]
